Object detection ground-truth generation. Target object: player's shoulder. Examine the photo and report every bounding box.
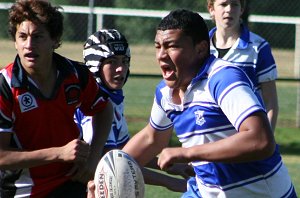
[207,58,247,83]
[248,31,268,46]
[72,61,90,74]
[154,79,169,98]
[209,58,236,73]
[0,62,13,77]
[55,54,92,89]
[54,53,88,71]
[65,57,88,72]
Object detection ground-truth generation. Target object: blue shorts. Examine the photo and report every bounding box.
[181,177,202,198]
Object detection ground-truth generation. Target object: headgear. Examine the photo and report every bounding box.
[83,29,131,82]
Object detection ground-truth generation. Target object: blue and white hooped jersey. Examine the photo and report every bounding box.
[74,99,130,149]
[150,55,296,197]
[209,24,277,93]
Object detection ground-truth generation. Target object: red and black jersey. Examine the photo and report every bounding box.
[0,53,109,197]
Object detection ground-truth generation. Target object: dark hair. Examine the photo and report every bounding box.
[8,0,64,48]
[157,9,209,45]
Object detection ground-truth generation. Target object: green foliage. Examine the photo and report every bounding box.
[51,0,70,5]
[249,0,300,16]
[115,17,160,44]
[0,10,9,39]
[115,0,204,11]
[52,0,114,41]
[244,0,299,48]
[1,0,299,45]
[113,0,207,44]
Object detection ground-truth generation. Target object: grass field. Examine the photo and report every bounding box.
[0,39,296,77]
[1,39,299,196]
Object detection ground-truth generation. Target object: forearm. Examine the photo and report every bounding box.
[145,157,160,169]
[187,133,273,163]
[0,138,91,170]
[71,104,113,183]
[142,167,186,192]
[122,130,157,166]
[142,167,166,186]
[0,147,61,170]
[123,124,172,166]
[188,114,275,163]
[261,80,279,131]
[267,107,278,132]
[89,102,113,166]
[264,93,279,131]
[159,112,276,169]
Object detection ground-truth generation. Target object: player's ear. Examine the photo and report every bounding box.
[53,42,60,49]
[52,38,60,49]
[196,40,209,56]
[240,7,245,17]
[208,4,215,21]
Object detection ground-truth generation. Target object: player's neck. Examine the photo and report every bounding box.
[214,26,240,49]
[28,62,58,97]
[172,88,185,105]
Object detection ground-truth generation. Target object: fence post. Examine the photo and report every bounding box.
[96,14,103,30]
[296,24,300,128]
[87,0,94,38]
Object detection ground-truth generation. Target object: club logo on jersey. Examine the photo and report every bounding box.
[18,92,38,113]
[194,110,206,126]
[65,84,81,105]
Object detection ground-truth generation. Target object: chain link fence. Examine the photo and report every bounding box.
[0,2,299,128]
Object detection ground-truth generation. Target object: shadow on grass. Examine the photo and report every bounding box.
[278,142,300,155]
[276,127,300,155]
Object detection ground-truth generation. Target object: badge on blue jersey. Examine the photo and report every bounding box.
[194,110,206,126]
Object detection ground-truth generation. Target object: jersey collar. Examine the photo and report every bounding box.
[190,54,216,86]
[208,24,250,50]
[11,52,75,88]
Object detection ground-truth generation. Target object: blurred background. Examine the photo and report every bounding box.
[0,1,299,47]
[1,0,299,128]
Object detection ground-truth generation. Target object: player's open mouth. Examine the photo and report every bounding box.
[161,65,175,80]
[114,76,125,83]
[24,52,39,60]
[223,16,233,21]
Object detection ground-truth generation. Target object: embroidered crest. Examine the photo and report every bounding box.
[18,92,38,112]
[65,84,81,105]
[194,110,206,126]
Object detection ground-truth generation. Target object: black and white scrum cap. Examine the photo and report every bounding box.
[83,29,130,74]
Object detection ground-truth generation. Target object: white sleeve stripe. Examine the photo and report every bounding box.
[234,106,263,129]
[219,85,264,129]
[150,117,173,131]
[256,64,276,76]
[218,82,249,105]
[177,124,234,138]
[257,40,268,51]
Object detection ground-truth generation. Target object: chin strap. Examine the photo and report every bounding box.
[99,85,124,105]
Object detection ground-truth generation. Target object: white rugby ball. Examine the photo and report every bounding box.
[94,149,145,198]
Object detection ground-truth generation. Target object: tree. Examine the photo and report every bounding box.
[114,0,206,44]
